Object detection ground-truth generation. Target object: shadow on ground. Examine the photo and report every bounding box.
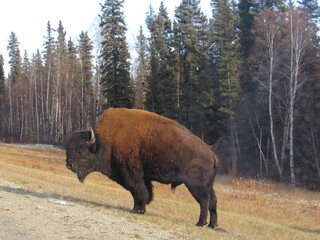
[0,184,129,213]
[289,226,320,235]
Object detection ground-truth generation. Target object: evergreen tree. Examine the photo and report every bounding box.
[23,50,30,77]
[238,0,256,59]
[145,5,159,113]
[7,32,23,137]
[7,32,23,83]
[146,2,177,119]
[174,0,211,136]
[56,21,68,141]
[43,21,56,68]
[211,0,242,175]
[42,21,57,142]
[57,21,67,60]
[78,31,94,127]
[99,0,133,109]
[211,0,241,113]
[134,25,149,109]
[298,0,320,22]
[30,50,44,142]
[238,0,260,98]
[258,0,286,10]
[22,50,32,141]
[66,38,81,133]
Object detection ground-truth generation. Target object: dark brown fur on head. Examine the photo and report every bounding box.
[65,129,101,182]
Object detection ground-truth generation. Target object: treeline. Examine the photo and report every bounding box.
[0,0,319,189]
[0,22,100,143]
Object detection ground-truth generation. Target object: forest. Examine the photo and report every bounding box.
[0,0,319,189]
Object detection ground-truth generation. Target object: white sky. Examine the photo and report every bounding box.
[0,0,211,74]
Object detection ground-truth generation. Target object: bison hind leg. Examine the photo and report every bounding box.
[185,183,210,227]
[208,187,218,228]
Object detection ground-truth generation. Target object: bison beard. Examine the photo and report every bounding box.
[65,108,220,228]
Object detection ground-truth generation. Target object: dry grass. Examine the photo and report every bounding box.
[0,143,319,240]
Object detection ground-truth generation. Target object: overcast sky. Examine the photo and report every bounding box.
[0,0,211,74]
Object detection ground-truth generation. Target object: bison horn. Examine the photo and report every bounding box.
[88,127,96,145]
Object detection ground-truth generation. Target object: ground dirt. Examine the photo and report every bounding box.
[0,178,186,240]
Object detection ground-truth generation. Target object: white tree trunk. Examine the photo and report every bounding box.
[289,11,295,185]
[268,40,282,179]
[288,8,308,185]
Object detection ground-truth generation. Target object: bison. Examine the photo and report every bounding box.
[65,108,220,228]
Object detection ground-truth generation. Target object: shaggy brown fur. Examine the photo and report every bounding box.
[96,108,217,168]
[66,108,221,228]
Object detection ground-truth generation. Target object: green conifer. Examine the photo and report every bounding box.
[99,0,133,109]
[145,2,177,119]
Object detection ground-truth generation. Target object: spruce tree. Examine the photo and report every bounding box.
[145,5,160,114]
[99,0,133,109]
[42,21,57,142]
[23,50,30,77]
[298,0,320,21]
[30,50,44,142]
[134,26,149,109]
[238,0,256,60]
[56,21,68,141]
[238,0,260,98]
[7,32,23,83]
[43,21,56,69]
[57,21,67,61]
[211,0,242,174]
[174,0,211,135]
[7,32,23,136]
[146,2,177,119]
[78,31,94,127]
[211,0,241,112]
[66,38,81,132]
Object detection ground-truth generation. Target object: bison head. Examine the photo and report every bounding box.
[65,128,101,183]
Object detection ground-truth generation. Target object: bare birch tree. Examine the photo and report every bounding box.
[287,8,311,184]
[253,9,284,179]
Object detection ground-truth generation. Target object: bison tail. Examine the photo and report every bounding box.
[210,137,223,152]
[211,137,223,168]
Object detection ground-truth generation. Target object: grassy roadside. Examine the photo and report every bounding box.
[0,143,319,240]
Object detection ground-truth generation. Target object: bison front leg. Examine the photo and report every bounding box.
[130,183,149,214]
[119,159,150,214]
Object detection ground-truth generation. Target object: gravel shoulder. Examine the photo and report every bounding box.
[0,178,185,240]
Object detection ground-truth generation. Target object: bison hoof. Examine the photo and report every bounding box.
[131,209,146,214]
[196,221,207,227]
[208,223,218,228]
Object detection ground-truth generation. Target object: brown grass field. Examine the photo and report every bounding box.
[0,143,319,240]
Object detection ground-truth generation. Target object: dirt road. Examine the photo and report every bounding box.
[0,178,185,240]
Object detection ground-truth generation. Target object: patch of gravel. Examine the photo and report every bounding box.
[0,178,187,240]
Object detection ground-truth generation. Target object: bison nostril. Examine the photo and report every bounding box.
[67,162,73,169]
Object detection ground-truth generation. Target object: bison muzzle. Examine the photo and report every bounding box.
[65,108,220,228]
